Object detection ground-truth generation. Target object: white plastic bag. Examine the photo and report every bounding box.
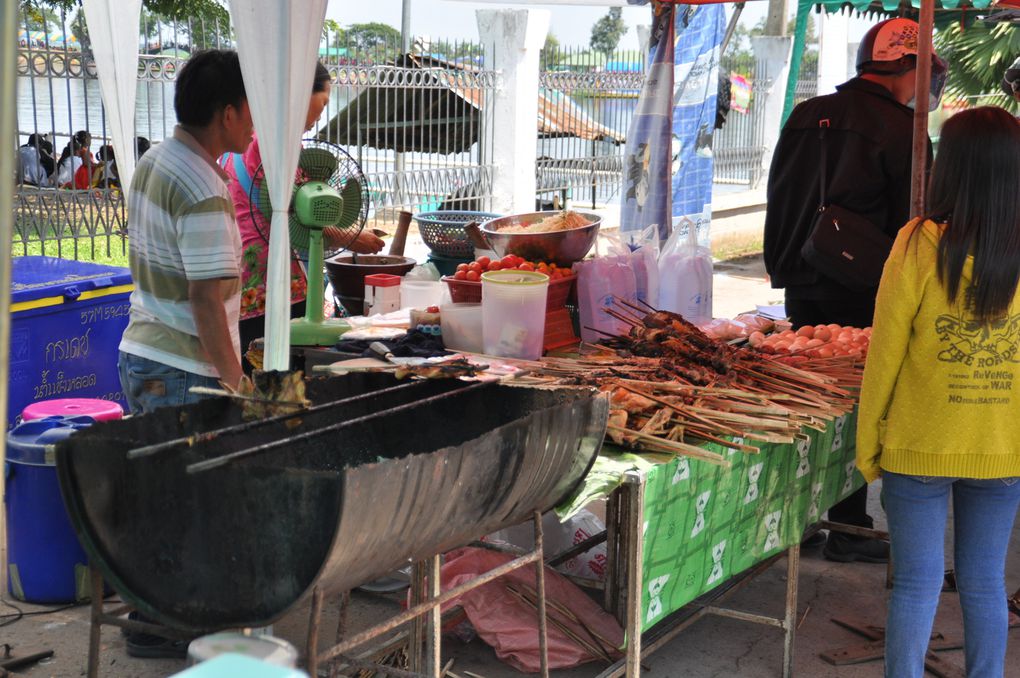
[487,509,608,581]
[575,255,638,342]
[658,223,712,323]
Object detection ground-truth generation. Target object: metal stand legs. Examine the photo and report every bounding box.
[305,512,551,678]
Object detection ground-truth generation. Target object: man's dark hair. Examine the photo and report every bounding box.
[174,49,247,126]
[136,136,151,158]
[313,61,331,94]
[26,133,42,148]
[923,106,1020,325]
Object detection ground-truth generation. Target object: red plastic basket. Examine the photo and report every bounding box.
[443,274,575,314]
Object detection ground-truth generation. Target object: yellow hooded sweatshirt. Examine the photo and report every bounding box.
[857,219,1020,483]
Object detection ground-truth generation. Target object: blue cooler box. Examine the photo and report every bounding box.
[6,416,96,602]
[8,256,132,428]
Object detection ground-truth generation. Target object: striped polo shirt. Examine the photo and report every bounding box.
[119,126,242,377]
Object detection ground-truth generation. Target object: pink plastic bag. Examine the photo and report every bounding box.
[575,255,638,342]
[438,547,624,672]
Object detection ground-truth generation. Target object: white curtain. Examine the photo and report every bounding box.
[228,0,329,371]
[81,0,142,199]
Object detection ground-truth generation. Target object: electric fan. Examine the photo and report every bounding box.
[249,139,370,346]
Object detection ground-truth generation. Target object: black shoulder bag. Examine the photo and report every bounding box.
[800,119,894,290]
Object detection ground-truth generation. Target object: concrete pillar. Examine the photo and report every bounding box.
[477,8,550,214]
[751,35,793,178]
[817,11,849,96]
[637,24,651,53]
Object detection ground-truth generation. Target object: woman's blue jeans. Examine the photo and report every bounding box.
[882,471,1020,678]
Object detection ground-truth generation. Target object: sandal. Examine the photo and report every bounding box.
[125,632,189,659]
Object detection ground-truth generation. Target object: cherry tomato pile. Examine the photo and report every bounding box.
[451,255,574,282]
[749,324,871,358]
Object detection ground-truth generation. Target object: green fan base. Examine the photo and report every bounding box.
[290,317,350,347]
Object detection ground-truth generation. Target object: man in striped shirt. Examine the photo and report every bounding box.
[118,50,253,415]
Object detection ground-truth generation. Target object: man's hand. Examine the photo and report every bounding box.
[325,226,385,255]
[189,278,243,390]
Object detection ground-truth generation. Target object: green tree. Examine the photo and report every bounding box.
[22,0,228,21]
[544,31,560,55]
[70,9,89,52]
[346,22,401,52]
[18,3,63,35]
[935,21,1020,112]
[590,7,627,57]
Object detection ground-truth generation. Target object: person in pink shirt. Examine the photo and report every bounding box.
[224,61,384,368]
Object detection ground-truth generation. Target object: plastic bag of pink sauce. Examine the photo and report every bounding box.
[436,547,624,672]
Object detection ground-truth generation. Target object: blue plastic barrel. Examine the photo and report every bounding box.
[5,415,96,602]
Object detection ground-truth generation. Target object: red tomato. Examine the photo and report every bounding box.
[426,305,440,313]
[453,270,467,280]
[456,263,468,273]
[468,262,483,274]
[518,262,535,272]
[488,260,503,271]
[465,270,480,282]
[475,256,491,268]
[500,255,516,268]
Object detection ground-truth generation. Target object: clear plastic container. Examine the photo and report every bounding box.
[400,279,445,310]
[440,303,483,353]
[481,270,549,360]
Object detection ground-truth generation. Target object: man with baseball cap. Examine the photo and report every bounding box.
[764,18,947,564]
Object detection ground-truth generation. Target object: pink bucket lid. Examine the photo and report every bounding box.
[21,398,124,422]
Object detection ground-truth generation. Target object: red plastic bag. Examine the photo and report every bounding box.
[438,547,624,672]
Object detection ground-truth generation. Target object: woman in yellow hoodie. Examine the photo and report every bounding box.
[858,106,1020,678]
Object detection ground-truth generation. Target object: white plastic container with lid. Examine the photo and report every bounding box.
[480,270,549,360]
[363,274,402,316]
[440,303,483,353]
[400,279,445,310]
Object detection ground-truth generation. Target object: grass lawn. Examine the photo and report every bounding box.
[12,236,130,269]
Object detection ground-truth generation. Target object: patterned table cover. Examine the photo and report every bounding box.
[638,409,863,632]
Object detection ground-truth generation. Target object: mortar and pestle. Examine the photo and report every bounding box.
[325,211,416,316]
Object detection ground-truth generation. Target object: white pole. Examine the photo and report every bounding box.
[816,10,849,96]
[477,8,550,214]
[395,0,411,207]
[0,0,18,603]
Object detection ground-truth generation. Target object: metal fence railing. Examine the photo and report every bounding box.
[317,30,498,221]
[14,15,499,256]
[537,46,644,208]
[14,6,821,259]
[14,8,234,261]
[715,53,770,187]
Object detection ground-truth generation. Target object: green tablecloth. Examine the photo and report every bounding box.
[638,410,864,632]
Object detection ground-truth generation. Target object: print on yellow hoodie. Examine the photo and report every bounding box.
[857,219,1020,483]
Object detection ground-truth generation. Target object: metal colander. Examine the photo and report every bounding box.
[415,211,501,258]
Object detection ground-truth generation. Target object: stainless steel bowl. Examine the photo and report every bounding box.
[479,211,601,267]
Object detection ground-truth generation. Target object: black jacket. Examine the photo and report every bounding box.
[763,78,926,299]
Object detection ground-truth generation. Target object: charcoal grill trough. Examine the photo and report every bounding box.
[55,374,607,633]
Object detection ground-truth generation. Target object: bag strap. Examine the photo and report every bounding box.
[817,119,830,210]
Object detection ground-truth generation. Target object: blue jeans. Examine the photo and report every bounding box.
[117,351,222,415]
[882,471,1020,678]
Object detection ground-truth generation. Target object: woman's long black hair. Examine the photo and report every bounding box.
[57,130,90,169]
[925,106,1020,325]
